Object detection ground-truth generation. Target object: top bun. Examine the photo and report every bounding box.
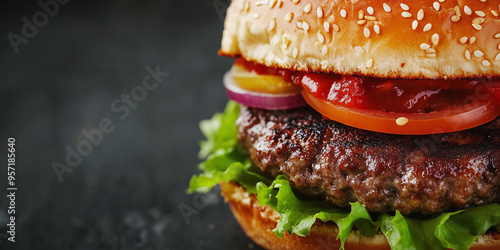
[220,0,500,79]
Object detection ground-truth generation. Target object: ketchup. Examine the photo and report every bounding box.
[235,58,500,114]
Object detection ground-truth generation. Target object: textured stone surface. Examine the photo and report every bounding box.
[0,1,259,249]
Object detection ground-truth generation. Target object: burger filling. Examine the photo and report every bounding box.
[190,59,500,249]
[237,105,500,216]
[190,101,500,250]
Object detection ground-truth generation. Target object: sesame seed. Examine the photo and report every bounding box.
[317,7,324,18]
[364,27,371,38]
[367,7,374,15]
[495,53,500,61]
[285,12,294,22]
[296,21,303,29]
[354,46,365,53]
[400,3,409,10]
[473,50,484,57]
[323,22,330,32]
[317,32,325,43]
[255,0,268,6]
[304,3,312,13]
[340,9,347,18]
[464,5,472,15]
[495,33,500,38]
[465,50,471,60]
[374,24,380,34]
[420,43,431,50]
[469,36,476,44]
[292,0,300,3]
[367,58,374,68]
[357,20,367,25]
[454,6,461,16]
[396,117,409,126]
[417,9,424,20]
[282,35,291,47]
[278,0,283,8]
[473,17,485,24]
[269,0,277,8]
[459,37,468,44]
[492,10,499,17]
[358,10,365,19]
[269,19,276,30]
[383,3,391,13]
[332,23,340,32]
[426,48,436,53]
[302,21,310,31]
[482,60,491,67]
[366,16,376,21]
[401,12,412,18]
[245,2,250,11]
[412,20,418,30]
[498,43,500,50]
[472,23,482,30]
[425,53,436,58]
[433,2,440,11]
[451,15,460,22]
[293,47,299,58]
[322,46,328,55]
[475,11,486,17]
[438,0,444,2]
[423,23,432,32]
[432,33,439,46]
[252,13,260,19]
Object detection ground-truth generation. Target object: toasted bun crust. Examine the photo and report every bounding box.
[220,181,500,250]
[221,0,500,79]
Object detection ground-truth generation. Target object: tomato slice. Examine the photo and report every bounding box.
[232,58,500,134]
[302,89,500,135]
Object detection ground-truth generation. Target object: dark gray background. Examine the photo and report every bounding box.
[0,0,261,249]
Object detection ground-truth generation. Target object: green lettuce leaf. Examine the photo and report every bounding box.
[434,204,500,250]
[189,101,500,250]
[256,175,346,238]
[189,159,270,194]
[337,202,378,246]
[379,212,418,250]
[198,101,239,159]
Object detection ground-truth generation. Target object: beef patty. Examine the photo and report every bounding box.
[237,106,500,216]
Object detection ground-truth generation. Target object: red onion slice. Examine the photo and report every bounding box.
[223,71,307,110]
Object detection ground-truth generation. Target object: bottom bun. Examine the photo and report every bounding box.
[220,181,500,250]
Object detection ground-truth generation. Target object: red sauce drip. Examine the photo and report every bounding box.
[235,58,500,113]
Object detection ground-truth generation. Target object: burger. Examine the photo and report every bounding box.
[190,0,500,249]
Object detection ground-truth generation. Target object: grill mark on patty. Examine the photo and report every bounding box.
[237,106,500,216]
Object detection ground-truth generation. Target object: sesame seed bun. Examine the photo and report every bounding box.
[220,0,500,79]
[221,181,500,250]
